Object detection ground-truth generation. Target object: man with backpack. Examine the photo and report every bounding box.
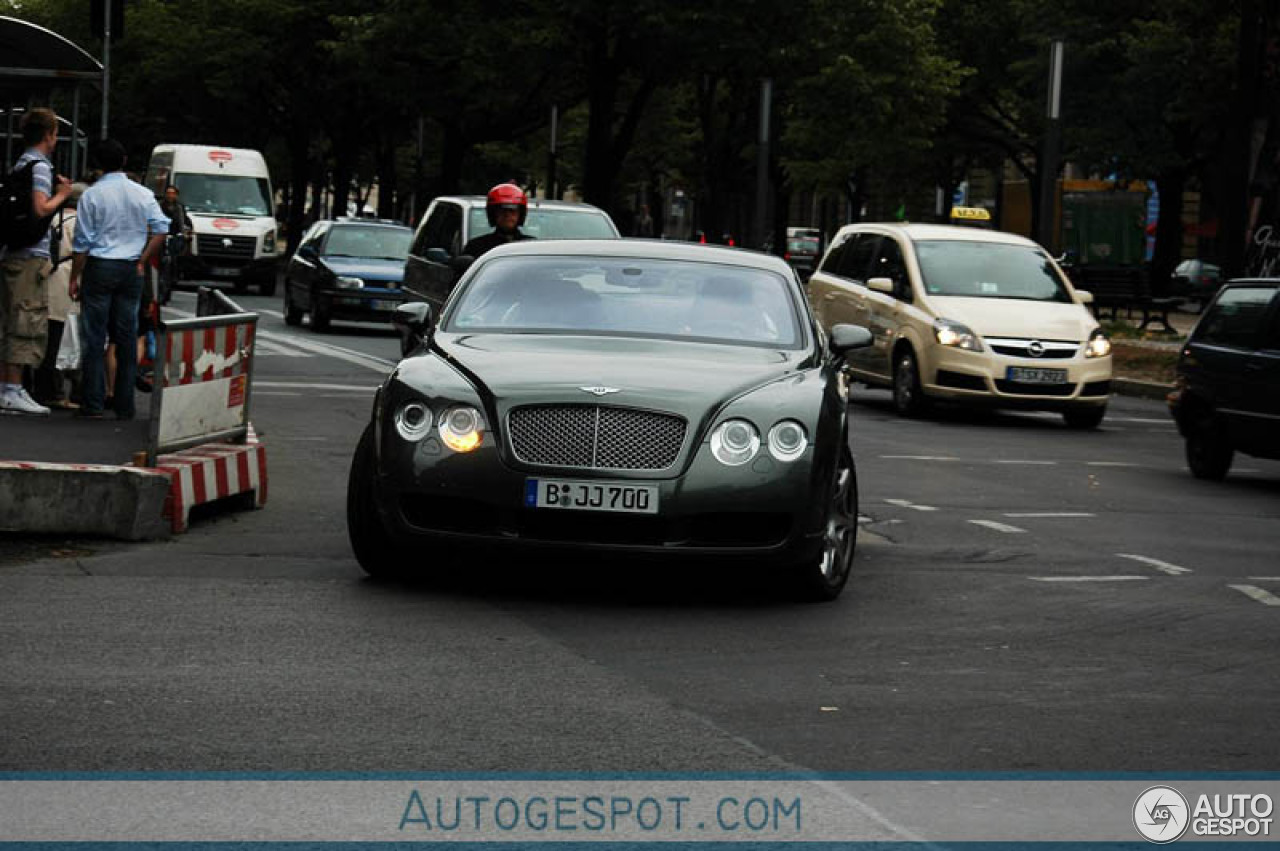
[1,107,72,416]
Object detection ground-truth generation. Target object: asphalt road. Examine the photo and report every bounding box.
[1,284,1277,773]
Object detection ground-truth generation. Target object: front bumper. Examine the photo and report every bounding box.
[319,288,410,322]
[922,346,1112,410]
[183,254,279,281]
[373,421,827,564]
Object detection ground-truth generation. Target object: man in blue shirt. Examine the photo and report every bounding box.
[68,139,170,420]
[0,107,72,416]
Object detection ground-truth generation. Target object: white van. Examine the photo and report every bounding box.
[144,144,280,295]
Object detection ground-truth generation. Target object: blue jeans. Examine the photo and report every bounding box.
[80,258,141,417]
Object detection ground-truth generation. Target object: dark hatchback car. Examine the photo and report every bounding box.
[1168,279,1280,479]
[346,239,874,600]
[283,219,414,331]
[1171,258,1223,308]
[402,196,619,313]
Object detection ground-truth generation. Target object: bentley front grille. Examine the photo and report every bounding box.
[508,405,686,470]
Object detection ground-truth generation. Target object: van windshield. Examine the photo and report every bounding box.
[176,174,272,216]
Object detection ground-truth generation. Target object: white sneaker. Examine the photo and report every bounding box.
[0,387,51,416]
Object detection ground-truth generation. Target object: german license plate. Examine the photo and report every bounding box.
[1007,366,1067,384]
[525,478,659,514]
[209,266,239,277]
[372,300,399,311]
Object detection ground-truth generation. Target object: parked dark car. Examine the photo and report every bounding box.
[402,196,619,313]
[283,218,414,331]
[1168,279,1280,479]
[1171,258,1223,308]
[346,239,874,600]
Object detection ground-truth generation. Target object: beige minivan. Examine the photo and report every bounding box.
[808,223,1113,428]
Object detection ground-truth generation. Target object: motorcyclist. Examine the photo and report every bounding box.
[461,182,534,259]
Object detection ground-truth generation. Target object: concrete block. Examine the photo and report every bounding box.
[0,463,172,540]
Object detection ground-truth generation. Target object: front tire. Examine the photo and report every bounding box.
[790,437,858,602]
[347,424,406,578]
[892,349,929,417]
[1063,405,1106,429]
[1186,421,1233,480]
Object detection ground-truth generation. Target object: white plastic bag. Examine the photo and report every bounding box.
[56,312,82,371]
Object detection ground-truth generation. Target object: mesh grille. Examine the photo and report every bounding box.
[197,233,256,259]
[509,405,686,470]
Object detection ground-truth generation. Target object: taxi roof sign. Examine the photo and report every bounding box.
[950,206,991,222]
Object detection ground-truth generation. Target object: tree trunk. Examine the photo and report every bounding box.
[286,129,311,253]
[437,124,467,197]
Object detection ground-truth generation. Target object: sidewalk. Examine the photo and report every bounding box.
[2,388,151,465]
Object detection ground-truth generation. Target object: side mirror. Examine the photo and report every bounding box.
[391,302,434,357]
[297,244,318,261]
[1075,289,1094,305]
[449,255,475,276]
[829,323,873,355]
[866,277,894,295]
[424,247,450,264]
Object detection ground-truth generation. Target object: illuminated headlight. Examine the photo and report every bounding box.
[1085,328,1112,358]
[767,420,807,462]
[710,418,760,466]
[336,276,364,290]
[934,318,982,351]
[263,230,277,253]
[439,405,485,453]
[393,401,432,441]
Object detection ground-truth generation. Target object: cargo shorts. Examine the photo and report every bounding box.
[0,255,51,367]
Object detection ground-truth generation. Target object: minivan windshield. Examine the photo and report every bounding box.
[915,240,1073,303]
[176,174,273,216]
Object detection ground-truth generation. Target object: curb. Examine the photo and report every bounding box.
[1112,377,1174,401]
[0,462,172,540]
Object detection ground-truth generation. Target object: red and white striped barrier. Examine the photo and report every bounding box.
[146,424,268,534]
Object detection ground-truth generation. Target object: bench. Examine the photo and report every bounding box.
[1065,264,1180,334]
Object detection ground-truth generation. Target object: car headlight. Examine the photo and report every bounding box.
[934,318,982,351]
[394,400,433,441]
[263,229,276,254]
[1085,328,1112,358]
[439,405,485,453]
[767,420,807,462]
[710,418,760,466]
[336,276,364,290]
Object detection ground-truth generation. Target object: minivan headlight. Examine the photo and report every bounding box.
[710,419,760,466]
[263,229,277,254]
[934,318,982,351]
[1085,328,1112,358]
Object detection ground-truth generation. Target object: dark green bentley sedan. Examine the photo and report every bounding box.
[346,239,873,600]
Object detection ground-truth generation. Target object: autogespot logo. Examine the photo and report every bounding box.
[1134,786,1190,844]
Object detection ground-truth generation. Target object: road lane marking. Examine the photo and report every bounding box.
[1116,553,1192,575]
[969,519,1027,533]
[1108,417,1176,424]
[255,381,376,392]
[1004,512,1095,518]
[1228,585,1280,606]
[880,455,960,461]
[994,460,1057,465]
[254,339,310,357]
[884,499,938,511]
[1030,576,1148,582]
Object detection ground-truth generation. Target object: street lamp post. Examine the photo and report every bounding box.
[1038,39,1064,251]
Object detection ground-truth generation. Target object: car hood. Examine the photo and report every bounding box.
[432,332,802,419]
[322,256,405,283]
[929,297,1096,340]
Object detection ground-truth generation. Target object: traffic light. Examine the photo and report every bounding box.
[90,0,125,40]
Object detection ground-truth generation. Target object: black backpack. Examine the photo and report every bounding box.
[0,160,55,251]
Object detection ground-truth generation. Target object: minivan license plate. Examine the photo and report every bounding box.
[1007,366,1067,384]
[525,479,659,514]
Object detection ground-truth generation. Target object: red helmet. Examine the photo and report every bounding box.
[486,182,528,226]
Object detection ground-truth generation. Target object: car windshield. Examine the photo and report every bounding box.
[788,238,819,255]
[175,174,272,216]
[445,255,803,348]
[915,240,1073,302]
[324,226,412,259]
[467,207,617,240]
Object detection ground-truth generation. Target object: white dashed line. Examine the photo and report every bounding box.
[1030,576,1148,583]
[1116,553,1193,575]
[883,499,938,512]
[994,460,1057,465]
[1228,585,1280,607]
[968,519,1027,534]
[1004,512,1095,518]
[880,455,960,461]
